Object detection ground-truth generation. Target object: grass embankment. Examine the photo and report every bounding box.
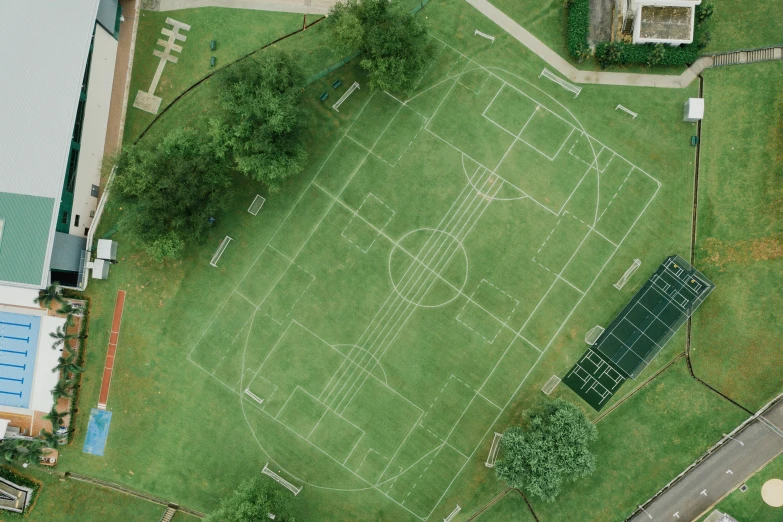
[707,0,783,52]
[691,61,783,410]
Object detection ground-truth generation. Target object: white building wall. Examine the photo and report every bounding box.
[69,26,118,237]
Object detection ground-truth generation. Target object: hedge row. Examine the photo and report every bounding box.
[566,0,590,62]
[595,41,700,68]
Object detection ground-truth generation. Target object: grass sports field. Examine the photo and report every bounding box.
[56,1,775,520]
[188,34,665,520]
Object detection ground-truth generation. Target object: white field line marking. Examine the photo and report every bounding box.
[313,182,542,356]
[342,433,365,465]
[426,171,661,521]
[334,173,503,413]
[324,167,492,406]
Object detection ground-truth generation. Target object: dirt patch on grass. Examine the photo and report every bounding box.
[701,233,783,268]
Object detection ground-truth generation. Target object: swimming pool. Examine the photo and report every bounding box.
[0,311,41,409]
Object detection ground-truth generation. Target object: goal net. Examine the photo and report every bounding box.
[248,195,265,216]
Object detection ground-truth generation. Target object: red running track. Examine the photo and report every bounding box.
[97,290,126,410]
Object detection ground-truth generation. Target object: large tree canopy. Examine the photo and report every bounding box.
[495,399,597,502]
[205,478,295,522]
[115,128,232,260]
[329,0,429,93]
[211,51,307,191]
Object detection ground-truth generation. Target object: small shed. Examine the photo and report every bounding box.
[92,259,110,280]
[96,239,117,261]
[684,98,704,122]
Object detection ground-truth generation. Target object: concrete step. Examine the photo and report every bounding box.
[159,507,177,522]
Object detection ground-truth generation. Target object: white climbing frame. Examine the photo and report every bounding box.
[616,104,639,119]
[474,29,496,43]
[614,258,642,289]
[333,82,360,112]
[210,236,232,267]
[262,463,303,495]
[444,505,462,522]
[485,432,503,468]
[539,67,581,98]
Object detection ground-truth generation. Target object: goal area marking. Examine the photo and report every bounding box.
[541,375,561,395]
[333,82,360,112]
[539,67,581,98]
[614,258,642,289]
[248,195,266,216]
[210,236,232,267]
[444,505,461,522]
[474,29,495,42]
[616,104,638,119]
[262,462,302,495]
[484,432,503,468]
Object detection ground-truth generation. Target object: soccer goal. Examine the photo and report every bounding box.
[542,375,561,396]
[262,463,302,495]
[474,29,495,42]
[444,505,461,522]
[614,258,642,289]
[485,432,503,468]
[248,195,265,216]
[244,388,264,406]
[210,236,233,267]
[616,104,639,119]
[585,325,605,345]
[333,81,360,112]
[539,68,581,98]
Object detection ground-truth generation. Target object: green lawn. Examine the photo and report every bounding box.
[55,1,766,521]
[708,0,783,52]
[19,468,167,522]
[697,452,783,521]
[691,61,783,410]
[123,8,306,143]
[473,489,536,521]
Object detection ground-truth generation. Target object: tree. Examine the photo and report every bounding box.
[53,353,84,375]
[39,429,61,449]
[43,407,68,429]
[329,0,429,93]
[211,51,307,192]
[50,326,78,351]
[495,399,597,502]
[34,282,63,309]
[205,477,294,522]
[115,128,233,261]
[0,438,43,465]
[51,379,73,401]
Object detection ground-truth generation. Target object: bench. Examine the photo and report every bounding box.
[332,79,342,89]
[320,92,329,101]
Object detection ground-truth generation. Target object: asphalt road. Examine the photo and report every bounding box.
[628,397,783,522]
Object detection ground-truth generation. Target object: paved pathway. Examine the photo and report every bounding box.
[465,0,711,88]
[156,0,339,15]
[628,395,783,522]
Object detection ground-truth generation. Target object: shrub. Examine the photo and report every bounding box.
[595,41,700,68]
[696,2,714,24]
[566,0,591,62]
[646,43,666,66]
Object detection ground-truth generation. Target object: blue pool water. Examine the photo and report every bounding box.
[0,311,40,409]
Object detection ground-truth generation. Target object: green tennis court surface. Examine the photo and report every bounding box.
[565,255,715,410]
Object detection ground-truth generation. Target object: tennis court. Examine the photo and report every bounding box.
[565,255,715,410]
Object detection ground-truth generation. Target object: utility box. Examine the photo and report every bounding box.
[96,239,117,261]
[684,98,704,122]
[92,259,110,280]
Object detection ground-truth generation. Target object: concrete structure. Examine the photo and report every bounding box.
[684,97,705,122]
[0,474,33,514]
[618,0,702,45]
[0,0,122,292]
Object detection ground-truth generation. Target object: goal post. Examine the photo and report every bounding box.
[210,236,233,267]
[539,68,581,98]
[485,432,503,468]
[614,258,642,289]
[585,325,605,345]
[248,194,266,216]
[542,375,561,395]
[262,463,302,495]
